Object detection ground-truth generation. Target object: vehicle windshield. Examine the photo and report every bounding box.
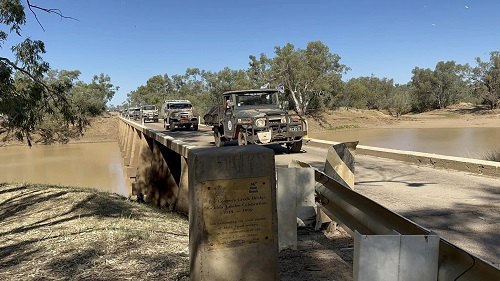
[235,92,279,107]
[170,103,192,109]
[142,105,156,110]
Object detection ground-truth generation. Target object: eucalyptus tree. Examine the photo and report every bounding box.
[410,67,438,112]
[410,61,468,112]
[127,74,171,106]
[201,67,252,104]
[338,78,369,109]
[72,73,118,116]
[339,76,394,110]
[432,61,467,109]
[472,51,500,109]
[0,0,92,145]
[385,84,412,117]
[364,76,394,110]
[271,41,349,115]
[247,53,273,89]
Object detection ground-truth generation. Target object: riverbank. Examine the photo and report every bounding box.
[0,113,119,147]
[306,103,500,132]
[0,183,353,281]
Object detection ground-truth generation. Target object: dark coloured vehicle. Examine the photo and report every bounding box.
[128,107,141,121]
[203,89,307,153]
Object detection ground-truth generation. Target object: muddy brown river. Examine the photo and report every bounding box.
[0,142,128,196]
[1,127,499,194]
[312,127,500,159]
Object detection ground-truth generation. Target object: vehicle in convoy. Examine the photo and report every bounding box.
[127,107,141,120]
[203,89,307,153]
[161,100,199,131]
[141,105,159,123]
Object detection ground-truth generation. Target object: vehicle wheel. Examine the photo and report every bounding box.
[238,131,247,145]
[185,124,192,129]
[287,140,303,153]
[164,120,169,130]
[154,119,158,123]
[214,130,224,147]
[169,119,175,132]
[193,125,199,131]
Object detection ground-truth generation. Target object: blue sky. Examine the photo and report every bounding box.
[8,0,500,105]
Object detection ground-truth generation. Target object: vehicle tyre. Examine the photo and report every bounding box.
[154,119,158,123]
[238,131,247,145]
[164,120,169,130]
[169,119,175,132]
[193,125,199,131]
[185,124,192,129]
[214,130,224,147]
[287,140,303,153]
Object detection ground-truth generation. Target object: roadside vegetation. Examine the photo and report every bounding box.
[0,183,190,281]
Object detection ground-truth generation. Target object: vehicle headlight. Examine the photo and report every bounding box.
[255,118,266,128]
[281,116,286,123]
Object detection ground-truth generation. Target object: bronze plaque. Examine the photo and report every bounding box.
[201,176,273,249]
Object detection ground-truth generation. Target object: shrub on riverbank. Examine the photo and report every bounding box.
[0,183,190,281]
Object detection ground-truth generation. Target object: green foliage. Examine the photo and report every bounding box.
[338,79,369,109]
[270,41,349,115]
[125,40,496,120]
[0,1,117,145]
[247,54,273,88]
[410,67,436,112]
[71,73,118,116]
[338,76,395,110]
[472,51,500,109]
[410,61,469,112]
[385,84,412,117]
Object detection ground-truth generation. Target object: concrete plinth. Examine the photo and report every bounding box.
[188,146,278,281]
[276,167,315,251]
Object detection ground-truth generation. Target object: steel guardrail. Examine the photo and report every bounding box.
[313,167,499,281]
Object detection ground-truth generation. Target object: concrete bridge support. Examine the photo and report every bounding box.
[119,120,181,210]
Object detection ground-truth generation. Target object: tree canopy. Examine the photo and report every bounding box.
[1,0,117,145]
[472,51,500,109]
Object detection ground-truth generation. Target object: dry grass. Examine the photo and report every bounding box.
[0,183,189,281]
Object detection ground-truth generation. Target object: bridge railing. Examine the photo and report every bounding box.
[117,117,499,281]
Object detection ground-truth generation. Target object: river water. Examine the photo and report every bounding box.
[312,127,500,159]
[0,142,128,195]
[1,127,499,194]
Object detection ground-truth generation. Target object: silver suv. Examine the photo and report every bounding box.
[161,100,199,131]
[141,105,159,123]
